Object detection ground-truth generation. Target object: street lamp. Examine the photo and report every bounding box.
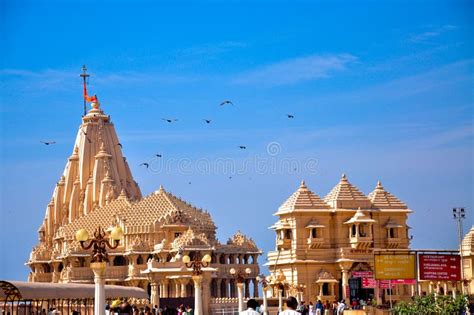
[256,274,270,315]
[182,252,212,315]
[75,226,123,315]
[295,283,307,303]
[453,208,466,294]
[230,267,252,312]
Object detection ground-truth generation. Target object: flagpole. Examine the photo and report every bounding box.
[80,65,90,116]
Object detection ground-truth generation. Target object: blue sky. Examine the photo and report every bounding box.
[0,0,473,280]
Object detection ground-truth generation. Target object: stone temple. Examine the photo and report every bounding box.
[26,101,261,313]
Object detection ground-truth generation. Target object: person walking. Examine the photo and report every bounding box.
[280,297,300,315]
[336,300,346,315]
[308,302,316,315]
[240,299,260,315]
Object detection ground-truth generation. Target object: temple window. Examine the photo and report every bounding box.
[285,229,292,240]
[311,228,317,238]
[174,232,182,239]
[58,263,64,272]
[359,224,367,237]
[322,283,329,295]
[113,255,127,266]
[388,228,396,238]
[137,256,144,265]
[219,255,226,264]
[351,225,357,237]
[42,263,51,273]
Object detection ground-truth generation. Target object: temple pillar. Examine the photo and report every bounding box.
[230,279,236,297]
[245,279,250,297]
[253,278,259,297]
[180,279,188,298]
[161,279,169,298]
[237,282,244,312]
[172,280,178,298]
[151,281,160,309]
[193,276,203,315]
[224,279,229,298]
[202,274,212,315]
[216,279,222,298]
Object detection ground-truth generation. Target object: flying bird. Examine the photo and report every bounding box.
[287,114,295,119]
[139,163,150,168]
[228,176,233,180]
[155,154,162,158]
[220,100,233,106]
[239,146,247,149]
[40,141,56,145]
[162,118,178,123]
[203,119,212,124]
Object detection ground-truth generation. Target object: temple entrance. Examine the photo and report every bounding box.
[349,278,374,303]
[159,297,194,310]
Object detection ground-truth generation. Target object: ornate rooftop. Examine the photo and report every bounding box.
[368,181,408,210]
[324,174,372,209]
[275,180,330,215]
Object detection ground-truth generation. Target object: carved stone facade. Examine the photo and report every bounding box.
[266,178,413,303]
[27,102,261,310]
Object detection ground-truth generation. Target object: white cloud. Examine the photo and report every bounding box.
[409,25,457,43]
[231,54,357,86]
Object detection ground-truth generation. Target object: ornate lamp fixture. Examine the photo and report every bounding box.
[230,267,252,283]
[230,267,252,312]
[75,225,123,315]
[75,226,123,262]
[256,274,269,288]
[182,252,212,276]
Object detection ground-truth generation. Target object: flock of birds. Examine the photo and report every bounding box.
[40,99,296,182]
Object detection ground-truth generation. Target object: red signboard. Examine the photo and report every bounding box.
[362,278,377,288]
[419,254,461,281]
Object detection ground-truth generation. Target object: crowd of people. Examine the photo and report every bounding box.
[240,296,348,315]
[104,302,193,315]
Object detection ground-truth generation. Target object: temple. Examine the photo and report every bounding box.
[27,100,261,313]
[266,177,414,303]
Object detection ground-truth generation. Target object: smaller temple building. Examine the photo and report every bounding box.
[462,226,474,295]
[266,177,414,304]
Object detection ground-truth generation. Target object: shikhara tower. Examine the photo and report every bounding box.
[38,100,141,245]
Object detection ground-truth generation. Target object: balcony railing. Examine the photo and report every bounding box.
[307,237,324,249]
[277,239,291,249]
[349,235,373,249]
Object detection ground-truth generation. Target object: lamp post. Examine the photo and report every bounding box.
[295,283,306,304]
[182,252,212,315]
[453,208,466,294]
[230,267,252,312]
[256,274,269,315]
[75,226,123,315]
